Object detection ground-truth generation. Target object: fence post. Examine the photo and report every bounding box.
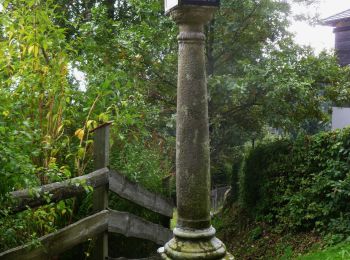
[91,122,111,260]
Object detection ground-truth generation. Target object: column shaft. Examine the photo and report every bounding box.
[176,22,211,230]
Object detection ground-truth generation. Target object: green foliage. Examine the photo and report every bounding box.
[240,128,350,239]
[298,242,350,260]
[240,139,291,215]
[0,0,175,254]
[0,199,74,252]
[230,155,242,203]
[0,122,37,194]
[209,43,350,168]
[0,0,348,257]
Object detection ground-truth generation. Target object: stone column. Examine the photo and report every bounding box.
[159,6,233,260]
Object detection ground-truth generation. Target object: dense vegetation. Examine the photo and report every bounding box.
[241,130,350,238]
[1,0,350,258]
[218,127,350,258]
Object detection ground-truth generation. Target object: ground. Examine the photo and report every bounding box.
[214,205,324,259]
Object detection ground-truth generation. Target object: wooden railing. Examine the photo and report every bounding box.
[0,123,174,260]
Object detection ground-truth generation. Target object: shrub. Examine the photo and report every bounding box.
[239,139,291,216]
[239,127,350,238]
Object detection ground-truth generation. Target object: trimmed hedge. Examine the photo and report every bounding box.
[239,128,350,239]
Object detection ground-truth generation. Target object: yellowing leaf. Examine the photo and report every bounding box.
[49,157,56,164]
[8,31,13,40]
[33,45,39,57]
[75,128,84,141]
[57,124,64,134]
[86,120,96,130]
[2,110,9,117]
[28,45,34,54]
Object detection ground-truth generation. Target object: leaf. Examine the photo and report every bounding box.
[86,120,96,131]
[28,45,34,54]
[2,110,9,117]
[77,147,85,159]
[98,113,109,122]
[33,45,39,58]
[57,124,64,134]
[74,128,84,141]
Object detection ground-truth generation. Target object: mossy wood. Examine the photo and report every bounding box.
[109,170,174,217]
[92,122,110,260]
[0,210,109,260]
[0,209,172,259]
[108,210,173,245]
[10,167,109,213]
[9,167,174,218]
[3,123,174,259]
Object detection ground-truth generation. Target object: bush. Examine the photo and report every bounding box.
[239,127,350,238]
[230,156,243,203]
[239,139,291,216]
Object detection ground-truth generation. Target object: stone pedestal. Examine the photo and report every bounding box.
[159,6,233,260]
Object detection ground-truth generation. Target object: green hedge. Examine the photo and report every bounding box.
[239,128,350,239]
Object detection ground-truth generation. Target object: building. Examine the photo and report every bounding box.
[323,9,350,130]
[322,9,350,66]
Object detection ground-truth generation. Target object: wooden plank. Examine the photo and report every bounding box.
[0,210,109,260]
[336,50,350,66]
[108,210,173,246]
[10,168,109,213]
[92,123,111,260]
[335,40,350,50]
[109,170,174,217]
[336,31,350,42]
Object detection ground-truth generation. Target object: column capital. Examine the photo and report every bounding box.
[170,5,217,25]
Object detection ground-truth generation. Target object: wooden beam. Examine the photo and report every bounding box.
[109,170,174,217]
[0,210,109,260]
[108,210,173,246]
[10,167,109,213]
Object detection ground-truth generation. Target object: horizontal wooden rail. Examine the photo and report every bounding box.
[108,210,173,245]
[0,210,109,260]
[109,170,174,217]
[10,168,109,213]
[0,209,172,259]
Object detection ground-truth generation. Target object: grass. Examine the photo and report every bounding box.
[170,209,177,230]
[215,204,323,259]
[170,206,350,260]
[298,242,350,260]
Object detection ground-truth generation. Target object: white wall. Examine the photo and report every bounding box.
[332,107,350,130]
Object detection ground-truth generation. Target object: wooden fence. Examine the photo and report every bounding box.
[0,123,174,260]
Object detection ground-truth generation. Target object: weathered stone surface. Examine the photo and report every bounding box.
[172,5,214,231]
[160,5,232,260]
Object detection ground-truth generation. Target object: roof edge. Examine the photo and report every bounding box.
[321,8,350,27]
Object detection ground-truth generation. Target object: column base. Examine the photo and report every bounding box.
[158,227,234,260]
